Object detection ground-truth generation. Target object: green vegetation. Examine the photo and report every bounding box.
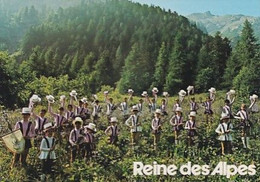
[0,91,260,181]
[1,0,259,109]
[0,1,260,180]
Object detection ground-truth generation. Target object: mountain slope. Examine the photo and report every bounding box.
[187,11,260,44]
[20,0,213,94]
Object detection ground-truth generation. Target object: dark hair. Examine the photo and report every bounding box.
[68,104,73,108]
[22,113,30,116]
[41,109,47,113]
[59,107,65,111]
[74,121,82,125]
[225,99,230,104]
[74,115,83,120]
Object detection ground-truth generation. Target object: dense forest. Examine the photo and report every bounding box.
[0,1,260,182]
[0,0,82,52]
[0,0,260,109]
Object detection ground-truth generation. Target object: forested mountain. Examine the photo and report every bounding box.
[0,0,259,108]
[20,0,230,94]
[1,1,260,181]
[187,11,260,45]
[0,0,81,52]
[0,0,81,13]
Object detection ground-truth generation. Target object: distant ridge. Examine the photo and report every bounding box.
[187,11,260,45]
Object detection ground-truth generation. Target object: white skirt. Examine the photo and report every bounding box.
[131,126,142,132]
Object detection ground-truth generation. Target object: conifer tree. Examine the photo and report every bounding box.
[224,20,258,88]
[152,42,168,91]
[164,33,186,94]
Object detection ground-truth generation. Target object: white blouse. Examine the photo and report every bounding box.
[39,136,56,160]
[215,123,233,141]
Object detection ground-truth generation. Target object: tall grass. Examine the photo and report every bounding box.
[0,89,259,181]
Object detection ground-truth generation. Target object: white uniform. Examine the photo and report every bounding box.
[190,102,199,111]
[39,136,56,159]
[223,105,232,117]
[125,115,141,132]
[106,103,114,116]
[151,118,161,131]
[173,103,180,112]
[215,122,233,141]
[250,98,259,113]
[149,103,157,112]
[236,110,249,121]
[137,103,143,113]
[209,92,215,101]
[92,104,102,117]
[120,102,128,115]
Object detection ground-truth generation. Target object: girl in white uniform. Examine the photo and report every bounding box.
[236,104,253,149]
[184,111,197,147]
[39,123,56,181]
[215,113,233,155]
[125,106,142,145]
[170,107,183,145]
[151,109,162,149]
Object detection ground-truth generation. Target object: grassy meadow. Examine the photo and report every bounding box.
[0,88,259,181]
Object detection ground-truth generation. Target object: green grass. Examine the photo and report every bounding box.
[0,90,259,181]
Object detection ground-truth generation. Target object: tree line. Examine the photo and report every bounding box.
[0,0,259,108]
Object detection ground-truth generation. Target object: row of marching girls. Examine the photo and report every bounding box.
[215,93,258,155]
[137,86,216,124]
[124,104,198,150]
[61,87,257,152]
[8,106,57,181]
[124,88,259,152]
[10,106,98,181]
[8,86,194,171]
[122,86,207,150]
[27,86,215,131]
[33,92,99,164]
[11,88,258,168]
[10,96,98,181]
[11,107,56,181]
[151,107,197,150]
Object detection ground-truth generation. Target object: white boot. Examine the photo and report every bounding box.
[40,174,46,182]
[153,143,157,150]
[241,137,247,148]
[175,139,178,145]
[246,137,251,149]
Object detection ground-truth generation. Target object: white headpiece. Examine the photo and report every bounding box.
[152,87,159,93]
[208,87,216,93]
[178,90,186,97]
[46,95,55,103]
[141,91,148,97]
[30,94,41,103]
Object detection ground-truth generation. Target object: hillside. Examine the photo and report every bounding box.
[0,0,82,52]
[0,90,260,181]
[18,0,231,97]
[0,0,259,110]
[0,1,260,181]
[187,11,260,45]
